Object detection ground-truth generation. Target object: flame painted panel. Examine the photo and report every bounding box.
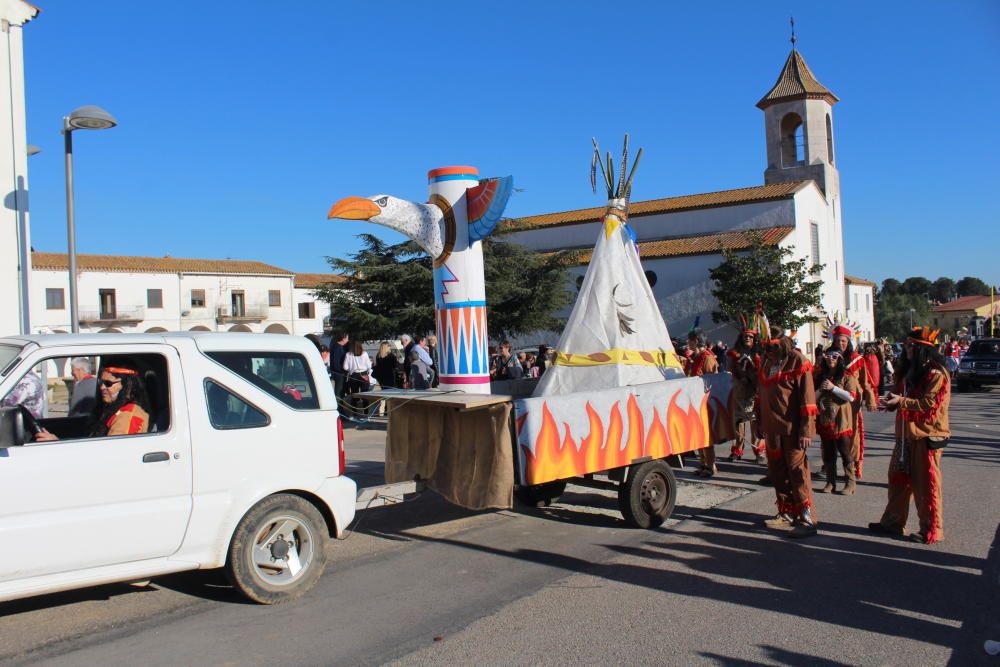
[514,374,734,486]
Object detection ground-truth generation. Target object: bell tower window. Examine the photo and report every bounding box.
[780,112,805,167]
[826,114,834,165]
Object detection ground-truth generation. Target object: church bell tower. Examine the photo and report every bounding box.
[758,45,840,200]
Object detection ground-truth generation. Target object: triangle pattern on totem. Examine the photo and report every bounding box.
[533,202,684,397]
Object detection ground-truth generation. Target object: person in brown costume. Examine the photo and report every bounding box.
[685,329,720,477]
[815,349,861,495]
[726,326,766,464]
[758,326,819,538]
[869,326,951,545]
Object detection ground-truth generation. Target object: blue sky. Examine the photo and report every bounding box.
[21,1,1000,288]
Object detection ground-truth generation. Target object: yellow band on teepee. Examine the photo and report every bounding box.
[553,348,683,369]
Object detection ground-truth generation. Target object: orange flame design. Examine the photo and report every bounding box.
[522,391,714,485]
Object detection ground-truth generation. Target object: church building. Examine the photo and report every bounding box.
[506,46,876,351]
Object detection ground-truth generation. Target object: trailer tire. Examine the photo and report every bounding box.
[515,481,567,508]
[618,460,677,529]
[225,494,328,604]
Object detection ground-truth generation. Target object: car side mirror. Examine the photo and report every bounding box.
[0,406,26,448]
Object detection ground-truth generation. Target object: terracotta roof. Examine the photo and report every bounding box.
[931,295,994,313]
[845,275,876,287]
[32,252,293,276]
[508,182,810,231]
[757,49,838,109]
[570,226,795,265]
[294,273,346,289]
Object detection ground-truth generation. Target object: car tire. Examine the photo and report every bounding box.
[618,460,677,529]
[225,494,328,604]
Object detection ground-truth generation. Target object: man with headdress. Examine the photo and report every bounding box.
[758,325,819,537]
[869,326,951,544]
[824,317,876,480]
[727,317,765,464]
[685,329,720,477]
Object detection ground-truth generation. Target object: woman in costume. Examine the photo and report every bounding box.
[36,361,151,440]
[727,317,765,464]
[759,326,819,538]
[870,326,950,544]
[824,316,876,480]
[685,329,720,477]
[815,349,860,495]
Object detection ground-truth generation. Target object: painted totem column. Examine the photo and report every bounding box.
[328,165,513,394]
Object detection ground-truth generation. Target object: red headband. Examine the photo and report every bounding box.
[104,366,138,376]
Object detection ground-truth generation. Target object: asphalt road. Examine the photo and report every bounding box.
[1,391,997,666]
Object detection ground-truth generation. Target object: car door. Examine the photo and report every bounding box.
[0,344,193,583]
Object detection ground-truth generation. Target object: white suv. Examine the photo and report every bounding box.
[0,333,356,604]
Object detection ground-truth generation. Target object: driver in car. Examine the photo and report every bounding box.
[35,363,151,441]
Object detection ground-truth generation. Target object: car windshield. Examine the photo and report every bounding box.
[969,341,1000,356]
[0,344,23,374]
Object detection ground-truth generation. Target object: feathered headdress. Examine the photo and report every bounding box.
[748,304,771,340]
[822,312,860,340]
[907,326,940,346]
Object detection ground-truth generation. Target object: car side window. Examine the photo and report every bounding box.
[205,351,319,409]
[1,352,171,441]
[204,380,269,430]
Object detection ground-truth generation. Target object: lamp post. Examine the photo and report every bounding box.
[909,308,915,330]
[63,106,117,333]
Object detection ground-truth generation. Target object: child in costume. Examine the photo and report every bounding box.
[815,349,860,495]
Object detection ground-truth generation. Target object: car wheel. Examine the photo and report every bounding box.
[225,494,328,604]
[618,460,677,529]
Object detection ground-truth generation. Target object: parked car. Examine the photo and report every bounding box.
[956,338,1000,392]
[0,333,356,604]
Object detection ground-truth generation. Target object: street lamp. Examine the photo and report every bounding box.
[909,308,915,329]
[63,106,117,333]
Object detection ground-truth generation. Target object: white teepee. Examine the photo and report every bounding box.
[534,138,683,397]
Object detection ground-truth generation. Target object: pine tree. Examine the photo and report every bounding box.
[311,232,578,342]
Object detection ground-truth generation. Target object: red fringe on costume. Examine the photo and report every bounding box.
[818,425,854,440]
[925,450,942,544]
[901,380,949,425]
[758,361,814,386]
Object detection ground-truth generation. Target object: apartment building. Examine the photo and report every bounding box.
[30,252,335,336]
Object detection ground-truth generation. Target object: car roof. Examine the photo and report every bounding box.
[0,332,316,355]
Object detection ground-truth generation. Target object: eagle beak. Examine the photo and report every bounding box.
[327,197,380,220]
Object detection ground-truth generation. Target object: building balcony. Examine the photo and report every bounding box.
[78,306,145,325]
[216,305,269,323]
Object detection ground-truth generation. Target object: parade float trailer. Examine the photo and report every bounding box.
[331,142,733,529]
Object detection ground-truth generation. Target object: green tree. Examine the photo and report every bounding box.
[930,277,956,303]
[875,293,930,341]
[314,234,434,342]
[709,233,824,330]
[900,276,932,297]
[880,278,901,297]
[313,232,578,342]
[956,276,991,297]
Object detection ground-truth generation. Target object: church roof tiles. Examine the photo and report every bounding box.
[757,49,839,109]
[509,181,810,231]
[570,226,795,265]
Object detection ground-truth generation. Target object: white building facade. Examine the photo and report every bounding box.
[30,253,335,336]
[507,47,875,352]
[0,0,38,336]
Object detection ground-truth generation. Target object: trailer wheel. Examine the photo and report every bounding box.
[225,494,328,604]
[618,460,677,529]
[515,480,567,508]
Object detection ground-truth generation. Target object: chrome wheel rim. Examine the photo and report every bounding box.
[250,514,315,586]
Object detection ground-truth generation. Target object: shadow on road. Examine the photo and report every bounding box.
[383,504,988,659]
